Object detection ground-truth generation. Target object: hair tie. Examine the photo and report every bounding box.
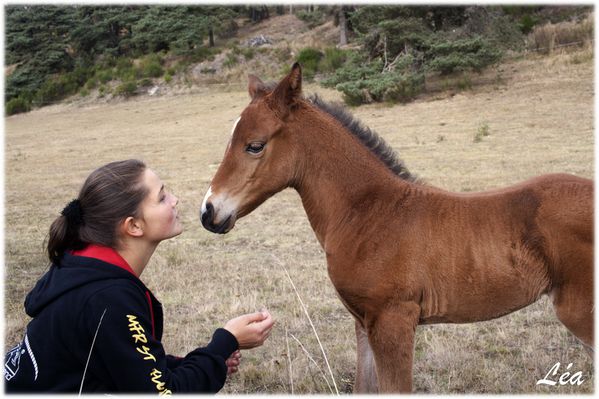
[61,199,84,226]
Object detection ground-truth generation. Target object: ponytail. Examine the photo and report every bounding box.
[47,213,83,265]
[47,160,148,264]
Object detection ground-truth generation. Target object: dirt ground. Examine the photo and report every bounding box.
[4,47,594,393]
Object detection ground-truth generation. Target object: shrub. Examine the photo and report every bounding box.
[141,62,163,78]
[426,37,503,74]
[319,48,347,73]
[96,70,113,84]
[138,78,153,87]
[297,47,324,80]
[115,81,137,97]
[241,47,255,60]
[382,72,425,103]
[223,53,239,69]
[98,84,109,97]
[189,47,218,63]
[296,9,327,28]
[138,53,164,78]
[6,96,31,115]
[164,73,172,83]
[527,14,594,53]
[85,77,98,90]
[335,69,425,105]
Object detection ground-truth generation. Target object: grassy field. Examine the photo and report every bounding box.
[4,47,594,393]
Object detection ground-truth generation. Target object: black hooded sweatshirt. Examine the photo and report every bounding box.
[4,246,239,394]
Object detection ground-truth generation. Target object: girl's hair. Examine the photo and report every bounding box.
[47,159,148,264]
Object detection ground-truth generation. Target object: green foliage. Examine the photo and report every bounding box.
[223,53,239,69]
[319,48,347,73]
[296,8,327,28]
[6,96,31,116]
[241,47,255,60]
[323,5,514,105]
[322,53,424,105]
[5,5,244,113]
[336,70,425,105]
[296,48,324,80]
[31,66,93,106]
[115,81,138,97]
[518,14,540,34]
[426,36,503,75]
[139,54,164,78]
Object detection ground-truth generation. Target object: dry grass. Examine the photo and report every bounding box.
[527,13,594,53]
[4,47,594,393]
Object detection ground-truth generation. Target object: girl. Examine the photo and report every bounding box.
[5,159,274,393]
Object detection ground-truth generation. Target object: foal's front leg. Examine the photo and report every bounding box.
[354,320,378,393]
[368,301,420,393]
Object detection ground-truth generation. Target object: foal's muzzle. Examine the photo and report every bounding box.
[200,202,234,234]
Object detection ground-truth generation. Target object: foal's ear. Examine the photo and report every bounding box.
[271,62,302,110]
[248,74,268,100]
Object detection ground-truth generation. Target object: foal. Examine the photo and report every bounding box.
[200,63,594,392]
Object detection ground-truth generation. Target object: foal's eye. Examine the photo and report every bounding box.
[246,142,265,154]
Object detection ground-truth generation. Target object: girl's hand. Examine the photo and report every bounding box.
[226,350,241,375]
[224,310,274,350]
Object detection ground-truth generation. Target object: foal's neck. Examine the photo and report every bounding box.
[290,106,413,248]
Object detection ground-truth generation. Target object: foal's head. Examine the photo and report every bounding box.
[201,64,304,233]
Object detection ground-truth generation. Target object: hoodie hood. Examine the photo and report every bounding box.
[25,252,142,317]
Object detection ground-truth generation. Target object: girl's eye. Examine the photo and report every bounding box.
[246,142,265,154]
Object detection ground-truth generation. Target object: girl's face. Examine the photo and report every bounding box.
[138,168,183,243]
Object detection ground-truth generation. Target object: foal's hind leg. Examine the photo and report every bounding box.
[354,320,378,393]
[551,277,594,353]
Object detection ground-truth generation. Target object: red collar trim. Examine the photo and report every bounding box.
[71,244,137,277]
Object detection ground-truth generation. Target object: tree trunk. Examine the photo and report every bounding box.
[339,7,348,46]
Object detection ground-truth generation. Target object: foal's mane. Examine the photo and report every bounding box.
[306,94,418,183]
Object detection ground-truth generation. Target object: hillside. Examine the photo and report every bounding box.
[5,5,593,113]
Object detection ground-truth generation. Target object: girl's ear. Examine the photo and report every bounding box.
[121,216,144,238]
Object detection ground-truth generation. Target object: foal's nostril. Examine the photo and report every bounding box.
[201,202,214,226]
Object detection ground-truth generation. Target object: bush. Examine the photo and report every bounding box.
[33,76,76,106]
[296,9,327,28]
[426,36,503,74]
[223,53,239,69]
[382,72,425,102]
[98,84,109,97]
[141,62,163,78]
[336,70,425,105]
[189,47,218,63]
[96,69,113,84]
[527,14,594,53]
[6,96,31,115]
[321,54,382,88]
[241,47,255,60]
[138,78,153,87]
[85,77,98,90]
[139,53,164,78]
[297,47,324,80]
[319,48,347,73]
[115,81,137,97]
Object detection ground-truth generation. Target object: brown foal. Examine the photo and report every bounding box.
[200,63,594,393]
